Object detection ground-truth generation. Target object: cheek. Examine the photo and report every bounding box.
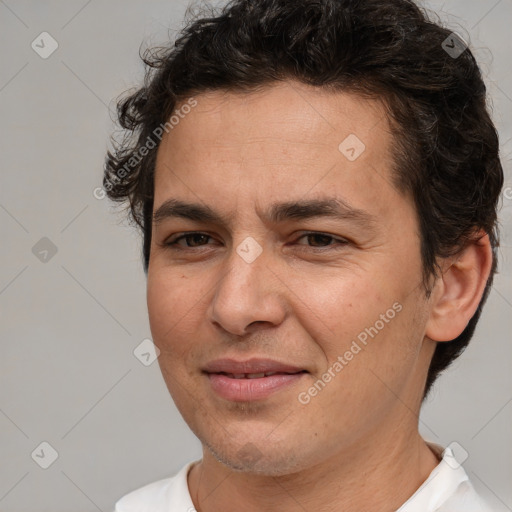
[146,270,203,355]
[289,269,383,355]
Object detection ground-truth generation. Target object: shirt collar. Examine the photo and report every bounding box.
[396,441,470,511]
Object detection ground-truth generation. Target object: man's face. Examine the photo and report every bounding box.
[147,81,435,475]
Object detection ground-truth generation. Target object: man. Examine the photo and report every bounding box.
[104,0,504,510]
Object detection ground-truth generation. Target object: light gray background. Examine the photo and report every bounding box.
[0,1,511,511]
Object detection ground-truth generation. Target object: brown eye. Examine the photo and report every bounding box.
[164,233,213,248]
[304,234,335,247]
[295,232,348,249]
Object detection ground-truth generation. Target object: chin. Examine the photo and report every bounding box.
[204,437,309,476]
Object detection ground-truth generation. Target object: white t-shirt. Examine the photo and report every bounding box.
[114,442,493,511]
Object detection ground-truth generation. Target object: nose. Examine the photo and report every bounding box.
[207,240,287,336]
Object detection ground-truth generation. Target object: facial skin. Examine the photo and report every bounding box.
[146,80,492,512]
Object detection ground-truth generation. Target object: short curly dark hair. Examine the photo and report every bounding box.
[104,0,504,399]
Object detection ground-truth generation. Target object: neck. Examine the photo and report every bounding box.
[188,418,440,512]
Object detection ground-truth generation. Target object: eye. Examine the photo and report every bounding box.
[294,232,349,249]
[160,231,349,252]
[163,232,214,249]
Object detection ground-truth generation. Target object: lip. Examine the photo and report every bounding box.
[203,358,308,402]
[205,372,307,401]
[203,358,305,374]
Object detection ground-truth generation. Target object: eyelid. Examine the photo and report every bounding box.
[162,230,349,250]
[163,231,217,247]
[294,231,349,246]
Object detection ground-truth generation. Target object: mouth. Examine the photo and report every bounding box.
[203,357,307,375]
[214,371,307,379]
[202,358,308,401]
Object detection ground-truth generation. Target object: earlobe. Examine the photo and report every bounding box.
[425,231,493,343]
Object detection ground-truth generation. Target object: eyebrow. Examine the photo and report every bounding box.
[152,197,377,231]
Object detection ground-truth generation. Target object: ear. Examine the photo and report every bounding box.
[425,230,493,342]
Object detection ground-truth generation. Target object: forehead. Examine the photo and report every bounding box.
[163,81,390,151]
[153,80,398,218]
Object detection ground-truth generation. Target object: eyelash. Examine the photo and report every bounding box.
[161,231,349,252]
